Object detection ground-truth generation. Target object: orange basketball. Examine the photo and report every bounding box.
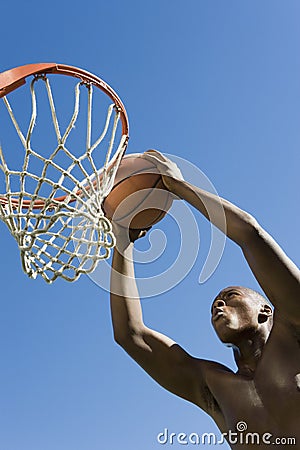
[102,154,173,229]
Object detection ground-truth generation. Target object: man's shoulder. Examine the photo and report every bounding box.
[269,310,300,340]
[192,357,236,393]
[194,358,234,374]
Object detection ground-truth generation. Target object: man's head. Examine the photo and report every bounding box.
[211,286,273,346]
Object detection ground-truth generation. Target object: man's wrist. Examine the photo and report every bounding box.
[115,240,134,256]
[162,175,184,196]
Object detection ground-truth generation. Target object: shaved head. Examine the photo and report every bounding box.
[217,286,272,307]
[211,286,274,342]
[236,287,271,306]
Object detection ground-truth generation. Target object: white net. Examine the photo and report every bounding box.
[0,75,127,283]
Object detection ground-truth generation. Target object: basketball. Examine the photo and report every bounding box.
[102,153,173,229]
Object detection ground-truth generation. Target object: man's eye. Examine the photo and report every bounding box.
[227,292,239,298]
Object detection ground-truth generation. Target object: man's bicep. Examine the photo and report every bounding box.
[120,327,218,413]
[242,225,300,323]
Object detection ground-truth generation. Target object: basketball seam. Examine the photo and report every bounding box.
[108,165,158,192]
[141,182,172,228]
[111,177,162,223]
[104,177,170,228]
[102,166,158,216]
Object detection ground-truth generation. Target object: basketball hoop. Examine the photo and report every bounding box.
[0,63,129,283]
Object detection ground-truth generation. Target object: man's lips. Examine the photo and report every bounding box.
[212,309,225,321]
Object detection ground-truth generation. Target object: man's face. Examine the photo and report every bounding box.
[211,287,261,344]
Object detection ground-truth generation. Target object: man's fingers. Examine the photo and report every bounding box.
[142,150,167,167]
[144,149,165,160]
[142,150,184,185]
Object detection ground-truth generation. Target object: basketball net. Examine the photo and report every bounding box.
[0,75,127,283]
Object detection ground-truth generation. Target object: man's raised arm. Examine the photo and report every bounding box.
[110,228,226,417]
[142,150,300,326]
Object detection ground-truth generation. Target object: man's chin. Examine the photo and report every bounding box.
[217,330,239,346]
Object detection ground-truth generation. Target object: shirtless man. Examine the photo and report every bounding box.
[110,150,300,449]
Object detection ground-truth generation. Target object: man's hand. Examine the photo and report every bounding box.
[141,149,184,191]
[112,222,150,254]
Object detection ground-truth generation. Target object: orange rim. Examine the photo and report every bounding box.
[0,63,129,210]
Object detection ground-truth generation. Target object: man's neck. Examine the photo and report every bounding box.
[232,330,269,376]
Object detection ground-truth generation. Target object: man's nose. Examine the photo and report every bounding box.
[214,299,226,309]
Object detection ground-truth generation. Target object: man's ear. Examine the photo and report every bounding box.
[258,304,273,324]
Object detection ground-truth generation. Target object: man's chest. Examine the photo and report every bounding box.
[252,324,300,430]
[208,326,300,437]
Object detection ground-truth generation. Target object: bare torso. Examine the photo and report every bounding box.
[206,315,300,449]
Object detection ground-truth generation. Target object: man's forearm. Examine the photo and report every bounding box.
[165,177,258,246]
[110,245,145,343]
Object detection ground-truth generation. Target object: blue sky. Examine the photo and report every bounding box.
[0,1,299,449]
